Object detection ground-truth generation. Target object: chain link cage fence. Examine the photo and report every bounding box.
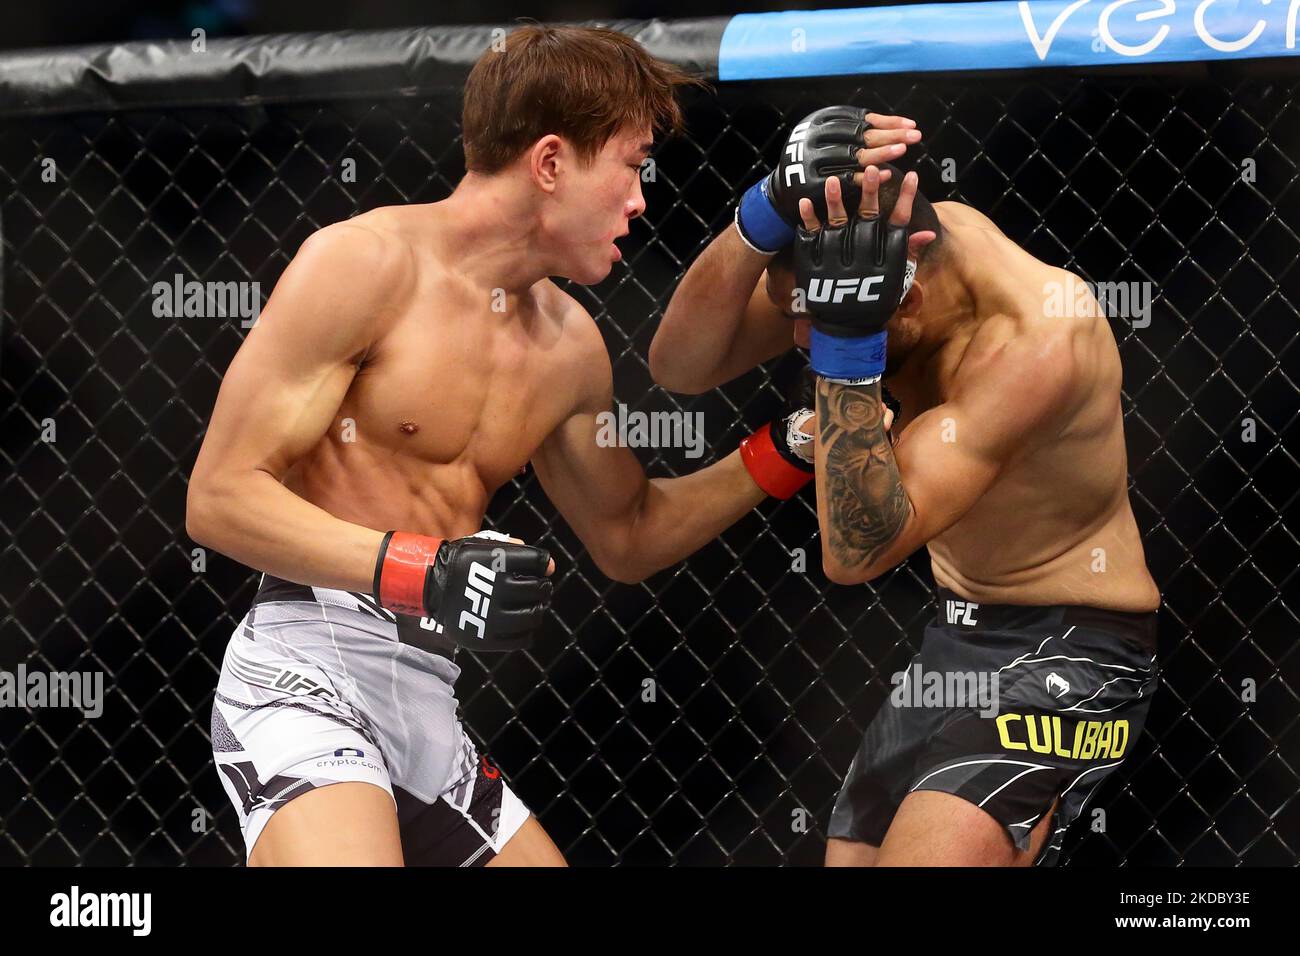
[0,21,1297,867]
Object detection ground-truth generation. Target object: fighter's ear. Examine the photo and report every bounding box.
[529,134,563,193]
[897,277,924,319]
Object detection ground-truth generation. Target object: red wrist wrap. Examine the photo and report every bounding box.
[740,424,813,500]
[374,531,444,615]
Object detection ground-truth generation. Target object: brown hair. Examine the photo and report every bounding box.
[462,24,703,174]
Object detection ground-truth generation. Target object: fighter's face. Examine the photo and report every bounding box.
[548,125,651,284]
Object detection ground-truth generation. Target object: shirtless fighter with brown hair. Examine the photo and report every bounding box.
[652,108,1160,866]
[187,26,818,867]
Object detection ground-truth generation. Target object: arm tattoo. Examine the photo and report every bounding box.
[816,377,910,570]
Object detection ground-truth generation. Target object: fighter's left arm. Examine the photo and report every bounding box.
[816,335,1077,585]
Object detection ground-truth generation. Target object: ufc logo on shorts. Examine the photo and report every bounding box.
[273,670,331,697]
[458,561,496,639]
[945,600,979,626]
[808,276,884,304]
[781,119,811,187]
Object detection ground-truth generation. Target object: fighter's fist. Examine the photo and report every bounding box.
[794,175,915,338]
[735,107,921,255]
[768,107,916,226]
[374,529,553,651]
[795,168,935,383]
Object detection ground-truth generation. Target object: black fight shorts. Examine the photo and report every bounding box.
[828,589,1158,865]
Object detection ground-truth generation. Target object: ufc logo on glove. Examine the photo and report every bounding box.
[808,275,886,304]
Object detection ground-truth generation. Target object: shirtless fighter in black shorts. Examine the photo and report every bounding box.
[652,107,1160,866]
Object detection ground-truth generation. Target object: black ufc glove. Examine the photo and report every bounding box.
[374,530,552,651]
[795,211,916,383]
[768,105,872,225]
[735,106,872,254]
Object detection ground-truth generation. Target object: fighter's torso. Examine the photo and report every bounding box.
[889,210,1159,612]
[280,206,590,539]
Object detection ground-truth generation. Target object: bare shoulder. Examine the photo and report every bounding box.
[291,212,418,311]
[937,205,1117,426]
[256,213,420,360]
[952,309,1084,425]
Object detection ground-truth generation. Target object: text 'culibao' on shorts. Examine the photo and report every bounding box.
[829,589,1158,865]
[211,574,530,865]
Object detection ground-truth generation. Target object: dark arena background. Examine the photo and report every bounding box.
[0,4,1297,867]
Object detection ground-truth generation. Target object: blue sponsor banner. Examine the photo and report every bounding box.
[719,1,1300,80]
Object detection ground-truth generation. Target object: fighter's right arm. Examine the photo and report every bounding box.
[185,223,410,592]
[648,226,793,394]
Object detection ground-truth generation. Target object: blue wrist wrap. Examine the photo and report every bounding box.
[810,327,888,383]
[735,178,795,254]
